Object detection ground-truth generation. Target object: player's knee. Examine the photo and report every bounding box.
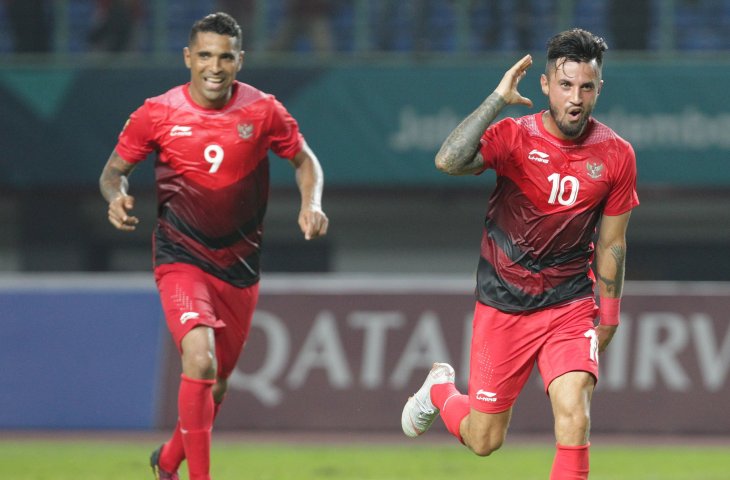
[555,410,591,440]
[181,327,217,378]
[469,435,504,457]
[463,411,510,457]
[182,349,217,379]
[465,425,507,457]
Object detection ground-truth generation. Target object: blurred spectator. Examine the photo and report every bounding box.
[268,0,335,55]
[88,0,143,52]
[376,0,435,53]
[609,0,651,50]
[470,0,534,51]
[4,0,52,53]
[216,0,256,49]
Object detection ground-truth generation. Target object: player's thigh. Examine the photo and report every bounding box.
[214,281,260,380]
[548,370,595,415]
[154,263,226,351]
[537,298,599,394]
[469,302,548,413]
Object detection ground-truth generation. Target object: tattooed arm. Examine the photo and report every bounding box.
[99,150,139,231]
[595,210,632,350]
[435,54,534,176]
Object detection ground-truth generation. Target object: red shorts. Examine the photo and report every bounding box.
[154,263,259,380]
[468,298,599,413]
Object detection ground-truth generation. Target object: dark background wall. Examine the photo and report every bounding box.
[1,62,729,280]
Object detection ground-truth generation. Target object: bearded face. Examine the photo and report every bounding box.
[540,59,602,140]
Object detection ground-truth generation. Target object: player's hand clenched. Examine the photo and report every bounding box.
[108,194,139,231]
[299,207,329,240]
[595,324,618,353]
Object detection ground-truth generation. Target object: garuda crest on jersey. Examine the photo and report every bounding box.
[237,123,254,140]
[585,159,605,179]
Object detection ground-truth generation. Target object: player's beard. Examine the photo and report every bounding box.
[548,103,591,139]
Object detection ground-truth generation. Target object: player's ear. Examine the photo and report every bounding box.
[540,73,549,96]
[183,46,192,69]
[237,50,245,71]
[597,79,604,96]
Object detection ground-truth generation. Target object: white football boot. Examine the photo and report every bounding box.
[401,362,455,438]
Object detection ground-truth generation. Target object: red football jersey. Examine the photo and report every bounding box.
[475,112,639,312]
[115,81,304,286]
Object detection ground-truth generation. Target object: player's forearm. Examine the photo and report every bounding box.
[99,167,130,204]
[295,154,324,210]
[99,151,135,203]
[435,92,506,175]
[595,242,627,299]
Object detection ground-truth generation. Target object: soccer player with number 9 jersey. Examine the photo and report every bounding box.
[99,12,328,480]
[401,29,638,480]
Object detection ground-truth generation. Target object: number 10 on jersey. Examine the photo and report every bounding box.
[547,173,579,206]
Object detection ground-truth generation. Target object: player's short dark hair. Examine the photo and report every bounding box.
[190,12,242,49]
[545,28,608,75]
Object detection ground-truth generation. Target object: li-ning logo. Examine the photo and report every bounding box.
[476,389,498,402]
[528,149,550,164]
[170,125,193,137]
[180,311,200,325]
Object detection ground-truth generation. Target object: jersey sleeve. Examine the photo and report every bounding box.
[267,97,304,160]
[603,141,640,216]
[114,101,158,164]
[476,118,520,175]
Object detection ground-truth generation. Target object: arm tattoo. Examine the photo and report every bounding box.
[597,245,626,297]
[99,156,135,203]
[435,92,506,175]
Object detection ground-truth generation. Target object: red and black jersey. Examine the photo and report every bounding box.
[115,81,303,287]
[475,112,639,312]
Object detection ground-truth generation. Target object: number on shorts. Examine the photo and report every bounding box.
[584,329,598,363]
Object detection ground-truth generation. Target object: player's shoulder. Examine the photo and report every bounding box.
[586,117,633,151]
[231,81,278,110]
[144,85,188,110]
[487,113,540,145]
[508,112,542,136]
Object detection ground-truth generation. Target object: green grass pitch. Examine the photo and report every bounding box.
[0,437,728,479]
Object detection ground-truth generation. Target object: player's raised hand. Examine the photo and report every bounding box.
[494,54,533,108]
[299,207,329,240]
[108,194,139,231]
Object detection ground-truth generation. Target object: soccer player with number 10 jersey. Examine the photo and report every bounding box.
[401,29,639,480]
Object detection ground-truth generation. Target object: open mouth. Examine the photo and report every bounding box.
[567,108,582,122]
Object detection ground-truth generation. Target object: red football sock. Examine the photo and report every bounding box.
[178,374,215,480]
[431,383,469,444]
[160,397,224,473]
[550,443,590,480]
[159,422,184,473]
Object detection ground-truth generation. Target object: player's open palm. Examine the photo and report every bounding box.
[494,54,533,108]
